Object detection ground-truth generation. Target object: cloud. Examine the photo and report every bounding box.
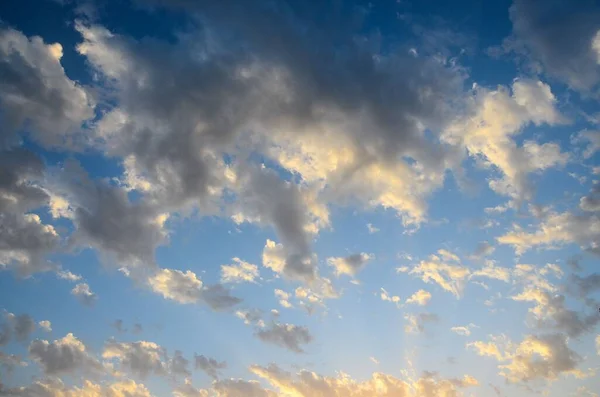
[497,209,600,255]
[274,289,293,309]
[579,182,600,212]
[232,165,324,283]
[366,223,379,234]
[73,0,470,240]
[380,288,401,306]
[443,79,567,205]
[103,340,168,379]
[469,333,584,383]
[503,0,600,92]
[450,323,478,336]
[0,352,26,374]
[327,253,372,278]
[38,320,52,332]
[0,150,59,276]
[194,354,227,380]
[235,309,265,328]
[147,267,241,310]
[29,333,104,376]
[60,162,170,272]
[404,313,439,334]
[174,377,276,397]
[247,363,478,397]
[405,289,432,306]
[512,288,599,337]
[0,28,94,148]
[470,241,495,259]
[71,283,98,306]
[0,378,152,397]
[220,257,259,284]
[56,270,82,282]
[406,250,470,298]
[573,130,600,159]
[256,322,313,353]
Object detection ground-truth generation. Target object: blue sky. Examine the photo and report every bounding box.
[1,0,600,396]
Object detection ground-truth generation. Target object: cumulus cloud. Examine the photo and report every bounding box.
[0,150,60,276]
[194,354,227,380]
[0,312,36,345]
[38,320,52,332]
[0,28,94,148]
[71,283,97,306]
[579,182,600,212]
[245,363,478,397]
[512,288,599,337]
[327,253,372,278]
[503,0,600,92]
[0,352,26,374]
[256,322,313,353]
[29,333,104,376]
[469,333,584,383]
[497,209,600,255]
[72,0,471,244]
[147,268,240,310]
[220,257,259,284]
[0,378,152,397]
[443,79,567,205]
[103,340,168,379]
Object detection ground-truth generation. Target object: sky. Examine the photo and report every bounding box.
[1,0,600,396]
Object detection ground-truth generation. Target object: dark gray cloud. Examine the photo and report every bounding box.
[0,150,59,276]
[580,183,600,212]
[53,160,167,274]
[505,0,600,92]
[169,350,191,378]
[73,0,467,261]
[0,312,36,345]
[256,322,312,353]
[194,354,226,380]
[232,165,318,282]
[0,28,94,149]
[10,314,35,343]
